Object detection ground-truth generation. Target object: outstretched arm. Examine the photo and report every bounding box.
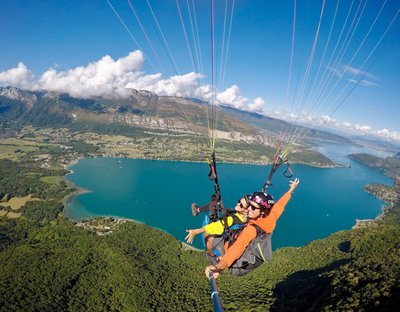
[185,228,205,244]
[186,214,238,245]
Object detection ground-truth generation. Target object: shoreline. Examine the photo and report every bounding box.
[350,171,395,229]
[74,214,204,252]
[352,202,392,229]
[62,157,93,217]
[61,184,92,220]
[62,155,393,245]
[61,160,203,250]
[63,156,84,174]
[66,153,338,168]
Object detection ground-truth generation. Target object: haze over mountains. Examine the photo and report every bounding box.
[0,86,354,149]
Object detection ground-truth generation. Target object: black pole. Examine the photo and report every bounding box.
[206,153,225,214]
[208,272,224,312]
[210,153,221,201]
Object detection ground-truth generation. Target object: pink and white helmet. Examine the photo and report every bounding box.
[250,192,275,211]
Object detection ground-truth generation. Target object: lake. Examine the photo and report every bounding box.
[65,143,392,250]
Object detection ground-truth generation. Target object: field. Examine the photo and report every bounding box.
[0,194,40,210]
[0,138,45,147]
[40,176,64,184]
[4,211,22,219]
[0,138,44,159]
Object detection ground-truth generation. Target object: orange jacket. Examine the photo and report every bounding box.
[216,191,292,270]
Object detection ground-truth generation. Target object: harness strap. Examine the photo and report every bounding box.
[229,213,242,225]
[225,217,246,246]
[205,153,229,228]
[262,156,294,191]
[251,224,264,236]
[283,162,294,178]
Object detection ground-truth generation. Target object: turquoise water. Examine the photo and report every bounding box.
[312,141,393,164]
[65,145,392,250]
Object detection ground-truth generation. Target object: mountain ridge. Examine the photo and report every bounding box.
[0,86,352,148]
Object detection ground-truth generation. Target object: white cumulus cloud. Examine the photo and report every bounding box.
[216,85,265,112]
[34,51,146,98]
[336,122,400,142]
[355,124,372,132]
[341,121,353,129]
[375,129,400,141]
[320,115,336,124]
[0,51,266,114]
[0,62,34,89]
[217,85,247,108]
[148,72,205,97]
[261,109,400,143]
[248,97,265,113]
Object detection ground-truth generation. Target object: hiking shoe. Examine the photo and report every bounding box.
[206,254,219,265]
[191,203,199,216]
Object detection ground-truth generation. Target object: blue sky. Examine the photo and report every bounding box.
[1,0,399,140]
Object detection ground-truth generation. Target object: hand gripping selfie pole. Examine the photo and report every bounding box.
[208,272,224,312]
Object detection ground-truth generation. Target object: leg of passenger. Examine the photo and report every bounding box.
[198,202,213,212]
[191,202,215,216]
[205,235,215,256]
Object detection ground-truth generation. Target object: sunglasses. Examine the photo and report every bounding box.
[249,203,261,211]
[237,197,249,209]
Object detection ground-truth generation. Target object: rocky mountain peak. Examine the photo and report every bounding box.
[125,88,158,100]
[0,86,37,108]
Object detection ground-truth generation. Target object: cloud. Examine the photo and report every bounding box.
[337,121,372,132]
[217,85,247,108]
[341,121,353,129]
[343,65,379,87]
[358,79,379,87]
[349,78,379,87]
[35,51,146,98]
[343,65,377,80]
[328,65,379,87]
[0,51,265,114]
[339,121,400,142]
[264,109,400,142]
[0,62,34,89]
[248,97,265,112]
[267,112,337,126]
[2,53,397,142]
[320,115,336,124]
[354,124,371,132]
[149,71,204,98]
[216,85,265,112]
[375,128,400,141]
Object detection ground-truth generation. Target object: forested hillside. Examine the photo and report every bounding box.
[349,153,400,183]
[1,216,399,311]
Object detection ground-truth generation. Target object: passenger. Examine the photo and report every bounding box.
[185,195,250,256]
